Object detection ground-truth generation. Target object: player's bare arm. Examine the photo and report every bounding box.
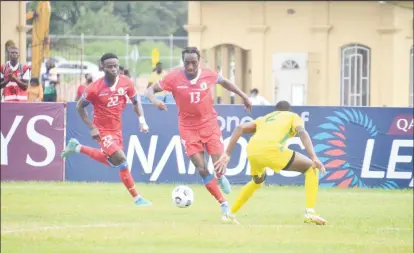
[214,122,257,174]
[0,74,10,88]
[296,125,326,174]
[145,82,167,110]
[76,98,100,140]
[10,74,29,91]
[130,93,150,133]
[218,78,252,112]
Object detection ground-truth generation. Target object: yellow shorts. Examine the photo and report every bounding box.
[247,144,295,176]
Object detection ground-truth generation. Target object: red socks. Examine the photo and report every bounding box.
[80,146,109,166]
[119,169,139,198]
[79,145,138,199]
[204,177,226,204]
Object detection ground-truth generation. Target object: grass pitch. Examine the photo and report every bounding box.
[1,182,413,253]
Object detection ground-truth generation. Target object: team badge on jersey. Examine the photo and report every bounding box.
[118,87,125,95]
[200,82,208,90]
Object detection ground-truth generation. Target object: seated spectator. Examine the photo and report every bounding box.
[74,73,93,101]
[27,78,43,102]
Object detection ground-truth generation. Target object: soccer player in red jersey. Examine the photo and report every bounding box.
[0,46,30,102]
[61,53,152,206]
[74,74,93,101]
[146,47,252,217]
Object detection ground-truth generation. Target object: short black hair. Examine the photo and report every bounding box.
[275,100,291,111]
[181,47,200,61]
[119,65,125,71]
[250,88,259,94]
[100,53,118,63]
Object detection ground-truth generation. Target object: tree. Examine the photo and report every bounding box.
[40,1,187,36]
[68,3,130,36]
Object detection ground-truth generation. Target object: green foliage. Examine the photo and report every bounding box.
[68,3,130,36]
[43,1,188,36]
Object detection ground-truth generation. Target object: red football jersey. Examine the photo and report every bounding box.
[82,75,137,132]
[159,68,221,129]
[1,62,31,102]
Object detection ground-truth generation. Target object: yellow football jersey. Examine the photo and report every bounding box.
[247,111,304,154]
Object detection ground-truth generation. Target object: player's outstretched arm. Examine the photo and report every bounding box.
[226,122,256,156]
[296,126,326,174]
[218,77,252,111]
[145,82,167,110]
[145,82,162,104]
[214,122,256,174]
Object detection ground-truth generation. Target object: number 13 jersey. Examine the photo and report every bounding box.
[82,75,137,133]
[158,68,222,129]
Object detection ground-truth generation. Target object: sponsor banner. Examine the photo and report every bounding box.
[65,103,413,188]
[1,102,65,181]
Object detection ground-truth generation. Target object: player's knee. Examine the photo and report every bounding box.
[107,158,128,170]
[252,174,266,184]
[196,167,209,177]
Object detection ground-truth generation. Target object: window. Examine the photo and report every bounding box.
[340,44,371,106]
[281,60,300,70]
[410,46,413,107]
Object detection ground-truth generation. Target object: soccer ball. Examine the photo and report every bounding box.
[172,185,194,208]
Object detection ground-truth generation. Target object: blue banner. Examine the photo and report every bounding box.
[65,103,413,189]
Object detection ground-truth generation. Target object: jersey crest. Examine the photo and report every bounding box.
[199,81,208,91]
[117,87,126,96]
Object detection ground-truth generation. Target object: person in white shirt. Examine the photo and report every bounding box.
[249,88,271,105]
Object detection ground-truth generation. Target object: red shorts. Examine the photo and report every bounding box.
[179,120,224,156]
[98,131,124,157]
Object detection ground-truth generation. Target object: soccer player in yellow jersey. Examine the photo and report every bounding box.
[215,101,327,225]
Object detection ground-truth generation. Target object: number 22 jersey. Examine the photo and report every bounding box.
[81,75,137,133]
[158,68,222,130]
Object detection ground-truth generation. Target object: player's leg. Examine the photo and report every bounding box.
[203,124,232,194]
[231,172,265,214]
[209,154,231,195]
[284,151,327,225]
[61,138,109,166]
[189,151,227,205]
[223,157,265,224]
[105,137,152,206]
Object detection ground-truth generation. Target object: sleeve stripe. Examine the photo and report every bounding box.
[217,75,223,84]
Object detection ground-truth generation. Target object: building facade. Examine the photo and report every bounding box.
[1,1,27,64]
[185,1,413,107]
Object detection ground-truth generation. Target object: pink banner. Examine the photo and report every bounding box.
[1,102,65,181]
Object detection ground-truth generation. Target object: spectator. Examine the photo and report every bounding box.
[119,65,125,75]
[74,73,93,101]
[147,62,171,103]
[119,66,131,78]
[0,46,30,102]
[123,68,131,78]
[42,60,59,102]
[147,62,166,88]
[27,77,43,102]
[249,88,271,105]
[93,60,105,81]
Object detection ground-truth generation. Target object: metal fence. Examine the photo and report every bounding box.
[26,34,188,101]
[27,34,188,74]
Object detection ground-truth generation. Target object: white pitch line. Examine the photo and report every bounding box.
[1,223,134,235]
[1,223,411,235]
